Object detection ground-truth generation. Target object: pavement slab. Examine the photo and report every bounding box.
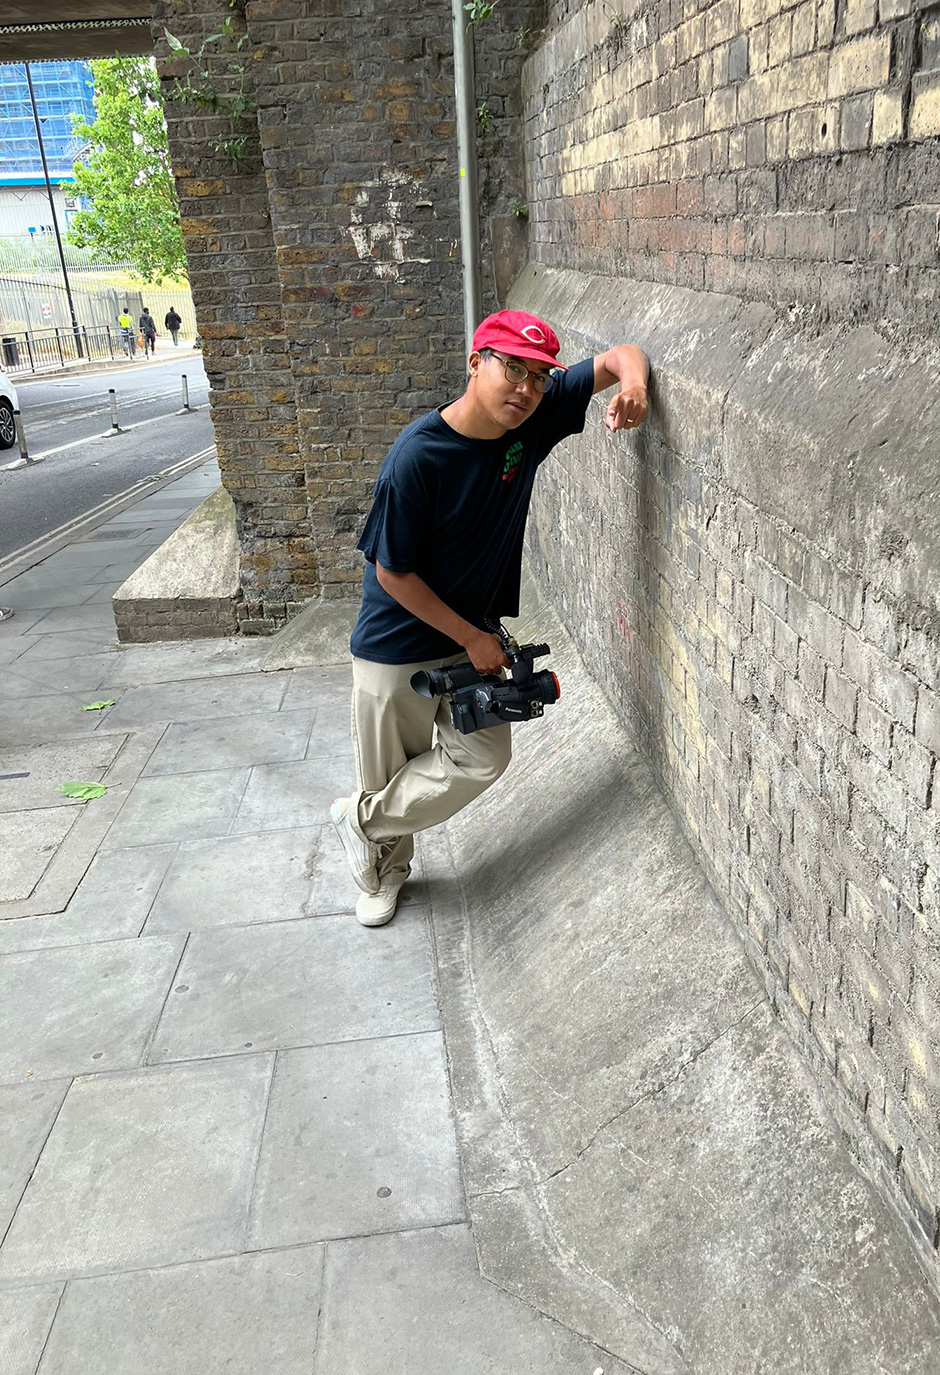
[248,1034,464,1248]
[142,709,314,776]
[0,1055,273,1283]
[0,725,164,921]
[144,828,320,933]
[102,672,287,729]
[0,809,80,902]
[0,736,126,814]
[0,585,101,612]
[86,637,269,686]
[28,605,119,636]
[100,767,251,848]
[0,666,64,700]
[0,1081,69,1237]
[0,845,177,954]
[0,935,184,1084]
[1,654,115,696]
[0,694,106,749]
[304,822,370,915]
[148,912,440,1063]
[34,1248,323,1375]
[6,632,118,663]
[0,609,49,638]
[313,1225,636,1375]
[0,1284,63,1375]
[229,757,354,833]
[279,666,353,712]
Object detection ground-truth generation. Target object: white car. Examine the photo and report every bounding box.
[0,364,19,450]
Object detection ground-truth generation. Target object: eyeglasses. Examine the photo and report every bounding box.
[486,350,556,394]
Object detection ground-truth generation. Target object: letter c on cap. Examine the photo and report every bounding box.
[521,324,546,343]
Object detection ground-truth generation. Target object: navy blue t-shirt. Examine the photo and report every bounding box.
[350,358,595,664]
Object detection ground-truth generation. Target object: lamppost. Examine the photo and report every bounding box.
[23,62,83,359]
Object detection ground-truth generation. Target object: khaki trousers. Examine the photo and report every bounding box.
[350,654,512,884]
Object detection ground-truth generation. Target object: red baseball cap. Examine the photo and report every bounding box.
[471,309,566,371]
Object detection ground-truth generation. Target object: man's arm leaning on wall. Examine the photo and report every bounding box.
[592,345,650,431]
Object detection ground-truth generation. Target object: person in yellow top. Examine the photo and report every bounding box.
[117,309,136,358]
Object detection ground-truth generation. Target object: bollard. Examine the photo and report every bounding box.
[13,410,42,467]
[177,373,197,415]
[107,388,123,434]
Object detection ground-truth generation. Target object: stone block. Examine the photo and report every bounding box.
[911,71,940,139]
[827,34,892,98]
[113,487,238,644]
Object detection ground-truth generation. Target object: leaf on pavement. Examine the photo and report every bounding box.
[58,781,108,800]
[83,700,116,711]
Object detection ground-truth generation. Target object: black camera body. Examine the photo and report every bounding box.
[410,623,560,735]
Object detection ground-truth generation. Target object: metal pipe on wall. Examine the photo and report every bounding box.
[451,0,482,357]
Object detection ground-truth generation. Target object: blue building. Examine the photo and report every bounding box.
[0,61,96,239]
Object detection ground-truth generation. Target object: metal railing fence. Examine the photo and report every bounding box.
[0,324,124,374]
[0,276,198,341]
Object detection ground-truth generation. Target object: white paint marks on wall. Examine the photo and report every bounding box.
[347,169,431,280]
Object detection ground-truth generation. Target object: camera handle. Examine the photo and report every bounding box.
[484,617,533,687]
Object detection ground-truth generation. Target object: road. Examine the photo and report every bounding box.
[0,352,215,561]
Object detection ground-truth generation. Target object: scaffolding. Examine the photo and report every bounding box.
[0,60,95,183]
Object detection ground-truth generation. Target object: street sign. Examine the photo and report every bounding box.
[40,303,52,319]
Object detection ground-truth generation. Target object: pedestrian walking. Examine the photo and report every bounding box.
[117,307,136,358]
[139,307,157,357]
[164,306,182,346]
[331,309,650,927]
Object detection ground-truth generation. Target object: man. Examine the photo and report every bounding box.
[139,307,157,357]
[331,309,649,927]
[165,305,182,346]
[117,307,135,357]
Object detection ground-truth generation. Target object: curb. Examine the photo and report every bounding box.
[0,445,217,587]
[10,348,203,386]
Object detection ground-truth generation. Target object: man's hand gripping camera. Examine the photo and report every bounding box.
[410,621,560,736]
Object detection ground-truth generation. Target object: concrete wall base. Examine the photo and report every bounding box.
[425,565,940,1371]
[261,598,358,672]
[113,486,239,643]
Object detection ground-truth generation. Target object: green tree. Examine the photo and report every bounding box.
[67,57,187,283]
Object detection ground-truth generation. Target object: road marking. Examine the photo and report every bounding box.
[2,404,208,463]
[0,446,216,582]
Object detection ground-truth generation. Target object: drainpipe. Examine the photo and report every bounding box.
[451,0,482,355]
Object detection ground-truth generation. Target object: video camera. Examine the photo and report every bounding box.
[410,620,560,735]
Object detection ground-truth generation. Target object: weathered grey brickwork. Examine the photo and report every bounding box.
[513,0,940,1294]
[523,0,940,334]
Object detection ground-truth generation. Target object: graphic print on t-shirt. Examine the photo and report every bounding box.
[501,440,524,483]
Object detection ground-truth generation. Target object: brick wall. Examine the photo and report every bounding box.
[523,0,940,333]
[509,0,940,1292]
[152,0,307,631]
[153,0,469,626]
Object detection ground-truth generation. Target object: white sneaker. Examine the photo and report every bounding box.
[356,877,406,927]
[330,798,380,894]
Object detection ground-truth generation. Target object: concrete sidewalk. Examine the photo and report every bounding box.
[0,466,625,1373]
